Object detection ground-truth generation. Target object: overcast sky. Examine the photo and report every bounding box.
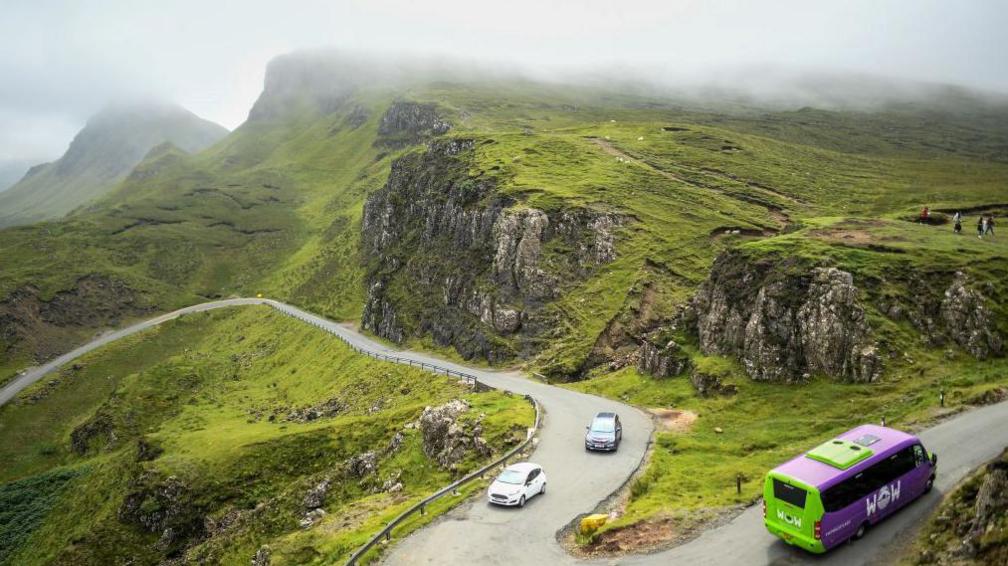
[2,0,1006,162]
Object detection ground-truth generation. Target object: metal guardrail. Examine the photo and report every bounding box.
[268,304,542,566]
[346,394,540,565]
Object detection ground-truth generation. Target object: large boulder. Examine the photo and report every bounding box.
[798,268,881,381]
[303,478,331,510]
[345,451,378,478]
[941,272,1004,360]
[418,399,490,469]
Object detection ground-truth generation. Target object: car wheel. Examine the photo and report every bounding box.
[924,476,934,493]
[540,483,546,495]
[518,495,526,508]
[853,522,868,541]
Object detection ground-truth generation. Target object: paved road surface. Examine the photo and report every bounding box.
[0,298,266,406]
[2,299,1005,566]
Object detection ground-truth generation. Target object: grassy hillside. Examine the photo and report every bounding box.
[1,56,1007,556]
[0,104,228,227]
[568,217,1008,551]
[0,306,532,565]
[0,93,393,384]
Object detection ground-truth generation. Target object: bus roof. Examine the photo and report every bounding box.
[770,425,918,491]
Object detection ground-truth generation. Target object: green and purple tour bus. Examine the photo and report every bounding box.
[763,424,937,553]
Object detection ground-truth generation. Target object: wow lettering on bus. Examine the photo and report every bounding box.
[866,481,901,516]
[776,509,802,529]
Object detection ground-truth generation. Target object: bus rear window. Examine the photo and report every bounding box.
[772,478,807,509]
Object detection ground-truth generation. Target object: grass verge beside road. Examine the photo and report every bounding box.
[0,306,533,565]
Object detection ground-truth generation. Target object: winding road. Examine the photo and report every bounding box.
[2,298,1006,566]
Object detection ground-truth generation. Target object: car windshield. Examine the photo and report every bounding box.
[591,419,615,433]
[497,469,526,485]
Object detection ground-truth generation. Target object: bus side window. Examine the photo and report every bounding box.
[913,444,925,467]
[892,447,916,477]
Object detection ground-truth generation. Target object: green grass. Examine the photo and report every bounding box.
[0,306,532,565]
[0,468,81,564]
[569,354,1008,537]
[2,74,1008,554]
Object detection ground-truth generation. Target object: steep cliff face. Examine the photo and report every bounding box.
[689,251,881,382]
[376,101,452,148]
[361,136,623,362]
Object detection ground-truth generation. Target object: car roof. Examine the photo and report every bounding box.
[594,412,616,420]
[505,462,541,473]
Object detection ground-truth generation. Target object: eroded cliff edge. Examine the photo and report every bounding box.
[360,114,623,363]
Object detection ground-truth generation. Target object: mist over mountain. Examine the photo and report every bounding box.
[247,50,1008,122]
[0,103,227,227]
[0,159,37,193]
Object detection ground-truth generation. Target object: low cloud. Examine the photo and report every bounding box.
[2,0,1006,160]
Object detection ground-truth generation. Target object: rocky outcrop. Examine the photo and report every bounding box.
[345,451,378,478]
[252,545,272,566]
[940,272,1003,360]
[798,268,882,380]
[118,472,203,554]
[1,275,148,366]
[376,101,451,148]
[71,408,119,455]
[637,338,691,378]
[284,397,343,423]
[361,138,623,364]
[303,478,331,510]
[912,448,1008,565]
[690,251,880,382]
[381,471,404,494]
[689,370,738,397]
[491,208,551,299]
[418,399,490,469]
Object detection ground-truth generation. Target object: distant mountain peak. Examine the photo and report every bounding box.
[0,103,228,227]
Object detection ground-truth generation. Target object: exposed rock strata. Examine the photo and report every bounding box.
[361,138,623,363]
[376,101,451,148]
[690,251,880,382]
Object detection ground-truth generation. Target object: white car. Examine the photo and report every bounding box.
[487,462,546,507]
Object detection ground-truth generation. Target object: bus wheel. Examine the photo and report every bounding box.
[853,522,868,540]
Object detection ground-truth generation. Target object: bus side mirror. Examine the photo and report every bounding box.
[931,453,938,466]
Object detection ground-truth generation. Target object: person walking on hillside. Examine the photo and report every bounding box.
[919,206,930,224]
[978,216,985,238]
[985,215,995,237]
[952,211,962,234]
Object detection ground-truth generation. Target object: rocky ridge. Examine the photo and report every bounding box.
[361,131,623,363]
[687,251,881,382]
